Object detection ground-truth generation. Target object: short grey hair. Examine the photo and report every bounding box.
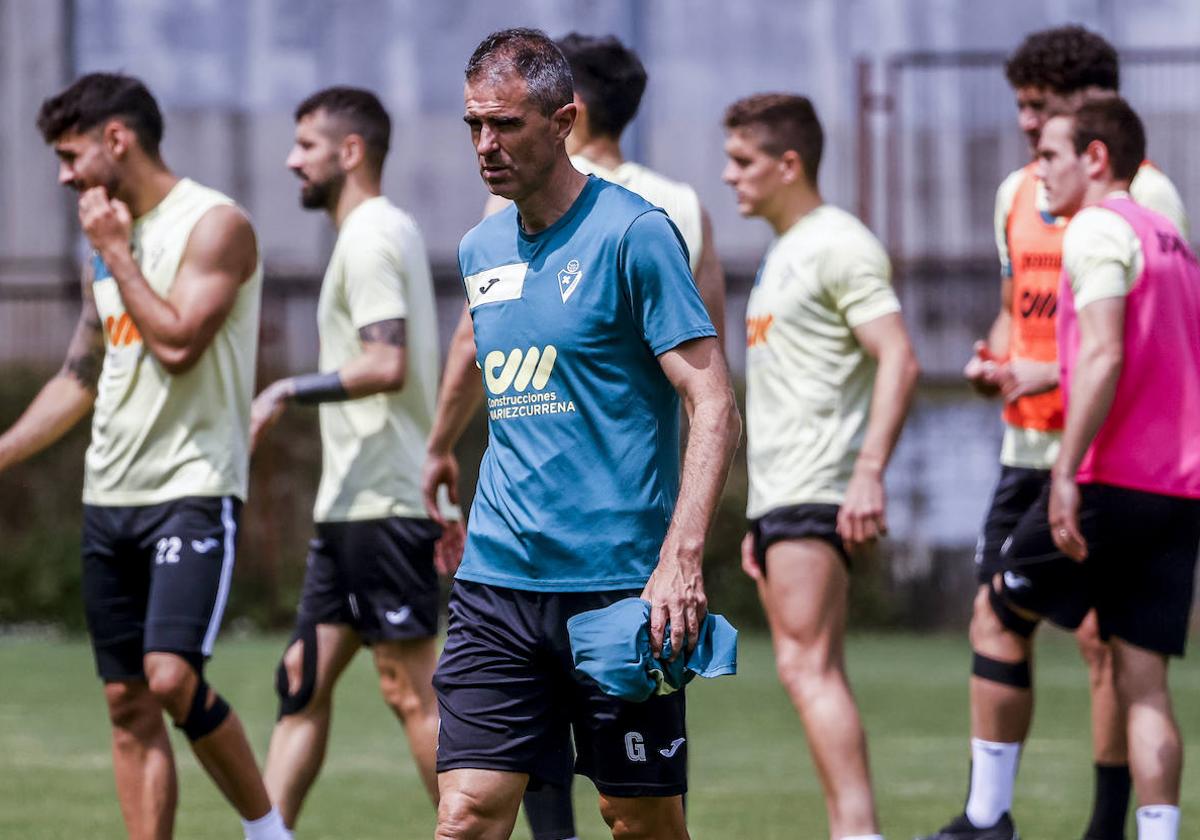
[465,28,574,116]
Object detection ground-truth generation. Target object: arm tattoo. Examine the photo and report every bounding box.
[63,312,105,390]
[358,318,406,347]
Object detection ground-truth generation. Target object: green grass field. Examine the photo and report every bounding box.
[1,631,1197,839]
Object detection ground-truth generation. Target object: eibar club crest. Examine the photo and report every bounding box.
[557,259,583,302]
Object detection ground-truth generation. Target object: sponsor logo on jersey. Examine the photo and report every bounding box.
[557,258,583,302]
[191,537,221,554]
[482,345,576,421]
[659,737,686,758]
[1018,289,1057,319]
[746,314,774,348]
[105,313,144,348]
[1018,252,1062,272]
[465,262,528,309]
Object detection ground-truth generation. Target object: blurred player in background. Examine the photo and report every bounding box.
[248,86,451,828]
[952,96,1200,840]
[426,27,739,839]
[926,26,1188,840]
[0,73,287,840]
[725,93,919,840]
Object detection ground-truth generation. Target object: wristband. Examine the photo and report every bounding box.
[290,371,348,405]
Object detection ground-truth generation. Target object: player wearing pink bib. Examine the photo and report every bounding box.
[1056,196,1200,497]
[989,97,1200,840]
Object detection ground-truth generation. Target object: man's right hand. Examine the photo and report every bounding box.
[964,340,1004,397]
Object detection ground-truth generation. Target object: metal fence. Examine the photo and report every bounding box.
[855,48,1200,379]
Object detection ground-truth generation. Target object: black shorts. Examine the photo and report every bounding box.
[750,503,850,574]
[998,483,1200,656]
[82,496,242,681]
[296,517,441,643]
[975,465,1049,582]
[434,580,688,798]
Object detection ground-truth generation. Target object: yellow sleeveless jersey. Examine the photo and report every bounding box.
[313,197,439,523]
[84,178,262,505]
[570,155,703,273]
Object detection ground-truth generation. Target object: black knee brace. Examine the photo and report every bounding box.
[989,582,1039,638]
[176,679,231,741]
[972,652,1032,689]
[276,622,318,719]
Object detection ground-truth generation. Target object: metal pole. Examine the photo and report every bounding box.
[855,57,873,230]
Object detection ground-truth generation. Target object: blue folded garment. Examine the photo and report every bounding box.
[566,597,738,702]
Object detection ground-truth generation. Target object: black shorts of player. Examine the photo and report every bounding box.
[296,516,441,643]
[750,503,850,576]
[434,579,688,798]
[998,482,1200,656]
[975,465,1049,583]
[82,496,242,681]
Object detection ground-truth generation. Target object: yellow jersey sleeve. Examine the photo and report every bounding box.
[1063,205,1142,310]
[341,229,409,328]
[825,230,900,328]
[994,168,1026,278]
[1131,163,1189,239]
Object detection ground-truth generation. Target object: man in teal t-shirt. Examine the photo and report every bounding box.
[423,28,740,840]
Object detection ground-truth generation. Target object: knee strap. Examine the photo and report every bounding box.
[276,622,318,719]
[989,582,1039,638]
[176,679,230,741]
[972,652,1032,689]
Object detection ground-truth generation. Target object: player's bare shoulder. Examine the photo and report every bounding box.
[183,203,259,282]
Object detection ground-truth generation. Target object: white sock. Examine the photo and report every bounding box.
[840,835,885,840]
[965,738,1020,828]
[242,807,292,840]
[1137,805,1180,840]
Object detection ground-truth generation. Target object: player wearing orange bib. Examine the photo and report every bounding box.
[923,27,1187,840]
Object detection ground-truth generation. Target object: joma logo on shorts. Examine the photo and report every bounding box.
[483,346,558,395]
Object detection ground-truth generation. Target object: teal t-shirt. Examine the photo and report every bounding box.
[457,176,716,591]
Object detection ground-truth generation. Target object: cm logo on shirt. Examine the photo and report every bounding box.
[483,346,558,395]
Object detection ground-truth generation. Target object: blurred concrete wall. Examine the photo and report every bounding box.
[1,0,1195,281]
[6,0,1200,571]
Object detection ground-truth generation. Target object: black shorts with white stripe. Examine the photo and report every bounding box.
[81,496,242,681]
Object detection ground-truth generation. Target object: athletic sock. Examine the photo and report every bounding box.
[964,738,1020,828]
[1135,805,1179,840]
[1085,762,1131,839]
[840,835,885,840]
[242,806,292,840]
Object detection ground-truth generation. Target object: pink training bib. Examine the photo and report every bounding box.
[1057,196,1200,498]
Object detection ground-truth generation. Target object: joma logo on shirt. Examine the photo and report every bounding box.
[746,314,774,348]
[484,346,558,395]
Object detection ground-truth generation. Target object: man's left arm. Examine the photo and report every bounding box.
[840,312,920,549]
[643,336,740,659]
[79,187,256,375]
[1049,298,1124,560]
